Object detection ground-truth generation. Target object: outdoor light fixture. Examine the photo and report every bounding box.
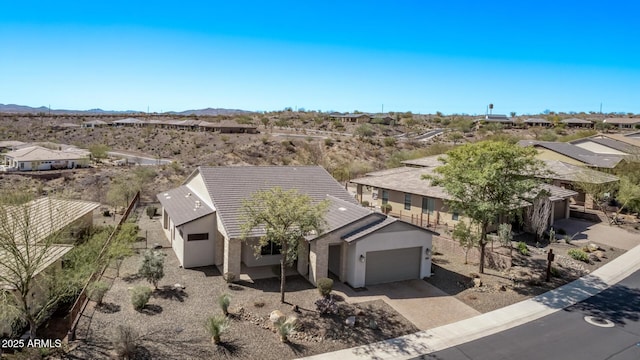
[425,248,431,257]
[359,254,366,263]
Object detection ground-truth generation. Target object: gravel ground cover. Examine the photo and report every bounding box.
[66,207,418,359]
[426,235,625,313]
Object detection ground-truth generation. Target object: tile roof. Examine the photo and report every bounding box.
[524,118,552,124]
[350,168,451,200]
[517,140,623,168]
[561,118,593,124]
[0,141,26,149]
[540,159,619,184]
[603,118,640,125]
[364,167,419,176]
[112,118,144,124]
[1,197,100,245]
[306,196,376,241]
[4,146,90,162]
[401,155,447,168]
[342,217,439,243]
[157,186,215,226]
[571,137,636,153]
[538,183,578,201]
[196,166,358,238]
[1,244,73,289]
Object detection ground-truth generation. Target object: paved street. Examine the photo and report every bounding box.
[423,269,640,360]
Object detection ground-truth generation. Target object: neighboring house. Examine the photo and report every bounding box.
[538,159,619,209]
[560,118,593,128]
[112,118,145,127]
[625,131,640,140]
[524,118,553,127]
[473,115,515,127]
[3,146,91,171]
[517,140,623,170]
[330,113,372,124]
[199,120,259,133]
[0,197,100,336]
[81,119,108,128]
[602,117,640,129]
[570,136,637,155]
[157,166,436,288]
[350,166,576,230]
[0,141,26,152]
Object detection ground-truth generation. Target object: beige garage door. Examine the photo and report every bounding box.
[365,247,421,286]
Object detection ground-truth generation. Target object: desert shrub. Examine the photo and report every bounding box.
[218,293,231,316]
[131,285,152,310]
[315,295,338,315]
[550,266,561,278]
[381,203,392,214]
[355,124,375,138]
[138,250,165,289]
[324,138,334,147]
[568,249,589,262]
[102,209,111,217]
[361,200,370,207]
[383,137,397,147]
[223,272,236,284]
[517,242,529,256]
[317,277,334,297]
[205,315,230,344]
[87,281,110,305]
[146,206,157,219]
[275,317,298,343]
[111,325,138,359]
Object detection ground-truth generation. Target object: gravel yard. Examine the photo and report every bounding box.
[67,208,418,359]
[426,234,625,313]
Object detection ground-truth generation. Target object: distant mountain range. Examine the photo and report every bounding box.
[0,104,252,116]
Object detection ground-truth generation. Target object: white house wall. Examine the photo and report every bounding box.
[185,173,214,208]
[179,214,216,268]
[169,218,184,267]
[346,222,432,288]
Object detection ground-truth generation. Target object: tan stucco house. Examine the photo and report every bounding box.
[3,145,90,171]
[157,166,437,288]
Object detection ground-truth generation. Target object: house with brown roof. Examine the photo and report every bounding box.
[157,166,437,288]
[560,118,593,128]
[602,117,640,129]
[350,166,577,231]
[0,197,100,336]
[524,118,553,127]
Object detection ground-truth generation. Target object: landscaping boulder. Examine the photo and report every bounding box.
[472,278,483,288]
[594,250,607,259]
[345,316,356,327]
[270,310,285,324]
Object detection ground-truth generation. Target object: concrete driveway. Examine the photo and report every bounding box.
[332,279,481,331]
[553,218,639,250]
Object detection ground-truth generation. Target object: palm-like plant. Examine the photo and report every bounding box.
[205,315,230,344]
[275,317,298,343]
[218,293,231,316]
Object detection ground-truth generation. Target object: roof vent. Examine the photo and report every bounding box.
[185,192,191,197]
[338,207,347,211]
[164,193,169,197]
[166,196,171,199]
[195,200,201,209]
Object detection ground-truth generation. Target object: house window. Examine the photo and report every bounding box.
[20,162,24,169]
[187,233,209,241]
[452,212,459,221]
[422,197,435,214]
[404,193,411,210]
[381,190,389,205]
[260,241,282,256]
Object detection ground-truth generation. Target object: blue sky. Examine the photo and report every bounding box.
[1,1,639,115]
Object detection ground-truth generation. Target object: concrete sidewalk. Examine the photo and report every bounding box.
[300,244,640,360]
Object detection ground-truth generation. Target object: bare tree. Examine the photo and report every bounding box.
[0,194,76,339]
[526,191,552,242]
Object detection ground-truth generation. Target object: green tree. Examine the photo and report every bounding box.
[452,220,478,264]
[88,144,110,160]
[427,141,542,273]
[108,223,137,277]
[0,194,78,339]
[240,187,329,303]
[354,123,375,138]
[138,250,165,289]
[613,176,640,221]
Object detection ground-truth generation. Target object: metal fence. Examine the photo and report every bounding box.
[65,191,140,341]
